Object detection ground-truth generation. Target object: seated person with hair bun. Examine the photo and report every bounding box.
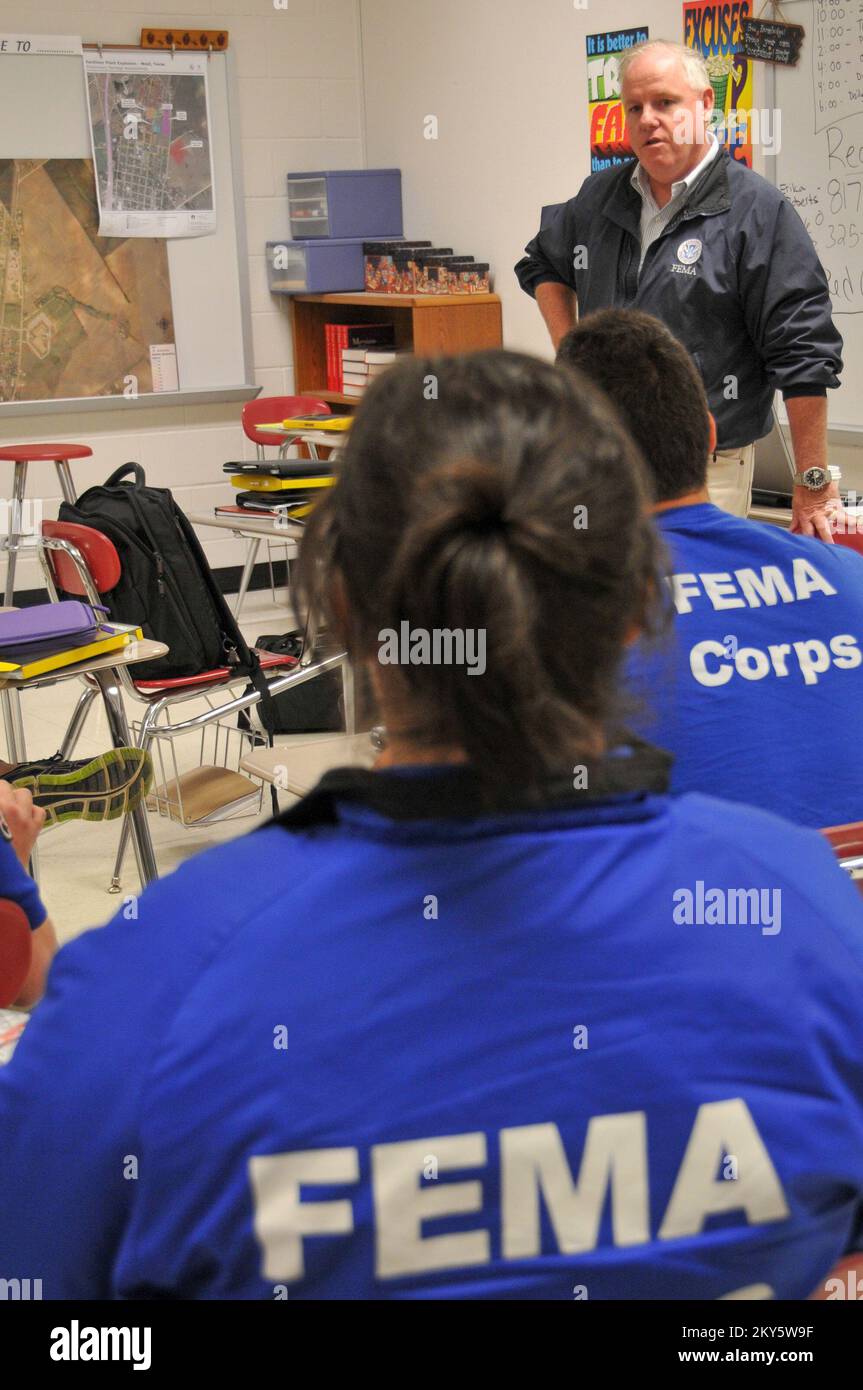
[1,351,862,1300]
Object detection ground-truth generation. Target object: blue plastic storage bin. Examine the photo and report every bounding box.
[266,238,367,295]
[286,169,403,240]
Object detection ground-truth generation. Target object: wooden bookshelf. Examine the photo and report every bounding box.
[290,291,503,405]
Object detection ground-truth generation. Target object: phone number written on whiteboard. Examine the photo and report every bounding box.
[781,167,863,313]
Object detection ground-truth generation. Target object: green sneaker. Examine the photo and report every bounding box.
[4,748,154,828]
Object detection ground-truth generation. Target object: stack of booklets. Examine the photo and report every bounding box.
[0,614,144,682]
[219,458,335,521]
[325,323,394,392]
[342,348,405,398]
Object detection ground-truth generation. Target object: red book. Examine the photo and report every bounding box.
[325,323,334,391]
[335,325,347,392]
[330,323,395,393]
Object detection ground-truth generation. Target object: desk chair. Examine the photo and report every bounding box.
[821,821,863,892]
[234,395,331,618]
[38,521,348,888]
[0,443,92,780]
[0,443,91,605]
[832,527,863,559]
[241,731,378,798]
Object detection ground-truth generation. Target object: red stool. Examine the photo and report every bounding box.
[0,443,91,605]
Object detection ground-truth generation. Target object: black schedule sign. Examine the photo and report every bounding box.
[741,17,805,65]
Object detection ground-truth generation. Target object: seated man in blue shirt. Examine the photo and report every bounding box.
[0,779,56,1009]
[1,351,862,1301]
[557,308,863,830]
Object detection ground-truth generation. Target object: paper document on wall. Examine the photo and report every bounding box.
[149,343,179,392]
[84,48,215,238]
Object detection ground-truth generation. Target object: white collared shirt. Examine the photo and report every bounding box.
[631,137,719,271]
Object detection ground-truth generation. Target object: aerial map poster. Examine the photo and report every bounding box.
[0,158,177,402]
[85,48,215,238]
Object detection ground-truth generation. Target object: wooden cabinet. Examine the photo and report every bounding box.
[290,292,503,408]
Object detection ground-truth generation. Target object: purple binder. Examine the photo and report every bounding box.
[0,601,108,652]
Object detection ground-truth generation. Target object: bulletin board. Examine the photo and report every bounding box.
[0,43,256,418]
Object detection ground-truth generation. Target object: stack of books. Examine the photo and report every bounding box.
[219,458,335,521]
[0,620,144,682]
[363,240,492,295]
[325,323,395,392]
[341,348,405,398]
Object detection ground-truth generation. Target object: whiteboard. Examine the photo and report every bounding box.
[769,0,863,432]
[0,46,255,418]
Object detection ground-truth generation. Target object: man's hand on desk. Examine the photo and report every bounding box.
[790,482,843,543]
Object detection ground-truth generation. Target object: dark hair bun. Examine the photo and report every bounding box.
[296,349,665,799]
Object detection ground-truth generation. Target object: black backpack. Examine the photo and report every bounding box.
[58,463,275,729]
[254,631,344,733]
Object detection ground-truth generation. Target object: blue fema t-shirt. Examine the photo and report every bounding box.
[0,766,862,1301]
[627,503,863,827]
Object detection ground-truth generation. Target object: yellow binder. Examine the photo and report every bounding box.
[0,624,143,681]
[231,475,335,492]
[280,415,352,432]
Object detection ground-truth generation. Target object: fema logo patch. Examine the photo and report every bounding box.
[677,238,703,266]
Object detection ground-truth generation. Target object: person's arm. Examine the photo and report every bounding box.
[514,197,582,342]
[535,282,577,351]
[736,195,843,535]
[785,394,840,541]
[14,915,58,1008]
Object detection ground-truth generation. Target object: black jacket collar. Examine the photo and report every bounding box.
[272,739,673,830]
[600,144,732,237]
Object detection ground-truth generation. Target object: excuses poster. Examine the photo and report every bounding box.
[683,0,754,167]
[586,26,648,174]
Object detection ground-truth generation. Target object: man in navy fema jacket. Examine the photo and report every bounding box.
[515,38,844,538]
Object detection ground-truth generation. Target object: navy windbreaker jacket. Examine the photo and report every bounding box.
[515,150,843,450]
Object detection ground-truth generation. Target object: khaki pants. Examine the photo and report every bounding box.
[707,444,756,518]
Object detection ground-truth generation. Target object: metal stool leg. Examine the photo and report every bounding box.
[92,669,158,888]
[0,690,16,763]
[7,683,27,765]
[3,461,28,607]
[342,660,356,736]
[2,685,39,883]
[110,813,132,894]
[234,537,261,619]
[109,715,157,894]
[53,459,77,506]
[58,684,99,759]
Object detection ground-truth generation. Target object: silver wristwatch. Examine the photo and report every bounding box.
[792,464,841,491]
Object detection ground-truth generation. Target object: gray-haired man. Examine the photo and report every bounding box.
[515,39,844,538]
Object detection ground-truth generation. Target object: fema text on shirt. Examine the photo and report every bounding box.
[667,556,861,688]
[248,1098,788,1289]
